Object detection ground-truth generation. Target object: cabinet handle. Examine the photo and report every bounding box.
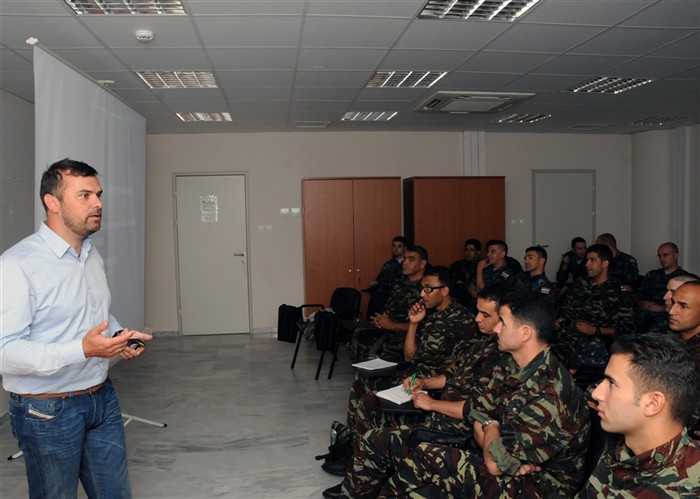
[234,253,246,257]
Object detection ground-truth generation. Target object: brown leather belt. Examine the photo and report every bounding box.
[16,382,104,399]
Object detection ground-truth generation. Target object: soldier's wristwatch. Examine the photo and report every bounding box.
[482,419,498,430]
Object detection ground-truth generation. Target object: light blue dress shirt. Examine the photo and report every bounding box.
[0,223,122,394]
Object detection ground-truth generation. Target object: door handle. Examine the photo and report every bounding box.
[234,253,246,257]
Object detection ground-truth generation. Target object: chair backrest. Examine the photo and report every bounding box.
[329,287,361,321]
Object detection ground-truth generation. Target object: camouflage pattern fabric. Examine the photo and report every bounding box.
[556,277,634,369]
[481,260,521,289]
[375,257,404,292]
[556,250,587,285]
[378,348,590,498]
[515,273,558,305]
[576,429,700,498]
[684,334,700,436]
[609,251,639,288]
[346,303,476,440]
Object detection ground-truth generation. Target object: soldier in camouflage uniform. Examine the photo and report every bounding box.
[556,237,588,286]
[634,242,690,333]
[366,236,408,316]
[516,246,558,305]
[475,239,521,292]
[345,267,476,435]
[668,281,700,438]
[578,333,700,498]
[373,292,590,499]
[554,244,634,381]
[596,233,639,289]
[449,238,481,307]
[347,246,426,363]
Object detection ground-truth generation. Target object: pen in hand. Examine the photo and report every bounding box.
[407,373,417,395]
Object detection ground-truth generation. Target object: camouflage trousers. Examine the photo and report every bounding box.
[346,377,414,441]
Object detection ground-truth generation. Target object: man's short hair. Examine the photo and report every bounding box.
[571,237,586,247]
[477,283,508,307]
[587,243,613,264]
[486,239,508,255]
[464,238,481,252]
[40,158,98,211]
[659,241,679,253]
[424,265,456,295]
[526,245,548,261]
[393,235,408,246]
[610,333,700,426]
[406,245,428,262]
[596,233,617,248]
[499,291,555,344]
[672,274,700,285]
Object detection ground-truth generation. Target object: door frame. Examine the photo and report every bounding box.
[172,172,253,335]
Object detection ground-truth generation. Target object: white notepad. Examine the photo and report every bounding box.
[376,384,424,405]
[352,358,398,371]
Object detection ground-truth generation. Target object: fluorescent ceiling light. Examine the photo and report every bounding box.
[342,111,398,122]
[368,71,446,88]
[294,121,330,129]
[498,113,550,123]
[630,116,687,126]
[177,112,231,122]
[568,76,653,94]
[65,0,186,15]
[419,0,540,21]
[137,71,217,89]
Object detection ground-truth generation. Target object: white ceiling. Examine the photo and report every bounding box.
[1,0,698,134]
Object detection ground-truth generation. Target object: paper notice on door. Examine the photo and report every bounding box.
[200,195,218,222]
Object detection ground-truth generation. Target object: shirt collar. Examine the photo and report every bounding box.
[38,222,92,259]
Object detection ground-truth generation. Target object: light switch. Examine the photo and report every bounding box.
[290,207,301,217]
[280,208,290,216]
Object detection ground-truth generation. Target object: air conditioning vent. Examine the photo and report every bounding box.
[416,91,535,114]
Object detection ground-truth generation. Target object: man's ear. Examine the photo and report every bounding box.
[641,391,666,418]
[44,193,60,213]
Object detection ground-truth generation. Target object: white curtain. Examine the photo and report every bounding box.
[33,45,146,330]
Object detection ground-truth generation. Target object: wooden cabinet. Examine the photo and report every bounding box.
[403,177,505,267]
[302,177,402,312]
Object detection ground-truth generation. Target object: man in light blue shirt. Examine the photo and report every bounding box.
[0,158,151,499]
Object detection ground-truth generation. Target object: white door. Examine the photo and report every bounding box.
[533,170,596,280]
[175,174,250,335]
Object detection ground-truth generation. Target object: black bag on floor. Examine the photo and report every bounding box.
[277,304,302,343]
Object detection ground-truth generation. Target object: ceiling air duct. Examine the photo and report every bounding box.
[416,91,535,114]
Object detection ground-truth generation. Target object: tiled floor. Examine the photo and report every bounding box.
[0,334,354,498]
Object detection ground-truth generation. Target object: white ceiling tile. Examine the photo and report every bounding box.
[184,1,304,15]
[217,70,295,87]
[231,100,290,113]
[436,72,521,90]
[456,51,554,73]
[155,88,225,103]
[0,48,33,71]
[0,71,33,89]
[355,87,429,101]
[609,56,700,79]
[0,1,71,15]
[1,15,101,49]
[620,1,700,28]
[79,16,202,48]
[298,48,388,70]
[486,23,606,52]
[533,54,633,75]
[380,49,474,70]
[522,0,655,25]
[295,69,374,86]
[111,48,211,70]
[84,71,145,88]
[208,48,298,70]
[648,32,700,59]
[51,48,128,71]
[225,87,292,100]
[503,73,590,91]
[570,27,696,56]
[302,16,410,48]
[306,0,424,17]
[292,86,360,100]
[396,19,510,50]
[195,16,302,47]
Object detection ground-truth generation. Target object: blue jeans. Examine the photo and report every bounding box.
[9,378,132,499]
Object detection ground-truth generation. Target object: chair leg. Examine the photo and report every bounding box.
[328,339,340,379]
[315,349,326,380]
[291,328,303,369]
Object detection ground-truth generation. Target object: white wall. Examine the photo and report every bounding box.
[0,89,35,417]
[484,132,633,265]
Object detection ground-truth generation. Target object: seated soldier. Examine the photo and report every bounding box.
[634,242,690,333]
[347,245,426,363]
[557,236,588,286]
[554,244,634,388]
[449,238,481,307]
[323,267,476,476]
[595,233,639,290]
[578,333,700,497]
[516,246,558,305]
[475,239,521,292]
[321,285,506,497]
[366,236,408,315]
[664,274,699,311]
[372,292,590,498]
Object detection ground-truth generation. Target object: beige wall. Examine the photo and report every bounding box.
[145,132,464,333]
[484,132,633,264]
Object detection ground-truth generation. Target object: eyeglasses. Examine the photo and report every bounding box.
[420,285,446,293]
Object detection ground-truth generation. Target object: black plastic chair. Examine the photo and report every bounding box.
[290,303,324,369]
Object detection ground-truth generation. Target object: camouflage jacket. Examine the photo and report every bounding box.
[559,277,634,335]
[449,258,478,285]
[577,429,700,498]
[515,273,558,305]
[556,250,587,285]
[637,267,690,304]
[481,259,521,288]
[383,277,421,323]
[469,347,591,496]
[408,301,475,379]
[374,257,404,292]
[610,251,639,288]
[686,333,700,434]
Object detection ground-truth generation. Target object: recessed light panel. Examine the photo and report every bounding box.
[294,121,330,129]
[137,71,217,89]
[367,71,446,88]
[342,111,398,122]
[568,76,652,94]
[498,113,550,123]
[630,116,687,126]
[65,0,186,15]
[419,0,540,21]
[177,112,231,122]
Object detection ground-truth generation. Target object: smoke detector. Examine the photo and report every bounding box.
[135,30,154,42]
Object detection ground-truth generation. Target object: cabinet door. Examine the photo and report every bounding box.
[353,178,402,290]
[302,179,355,306]
[460,177,505,251]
